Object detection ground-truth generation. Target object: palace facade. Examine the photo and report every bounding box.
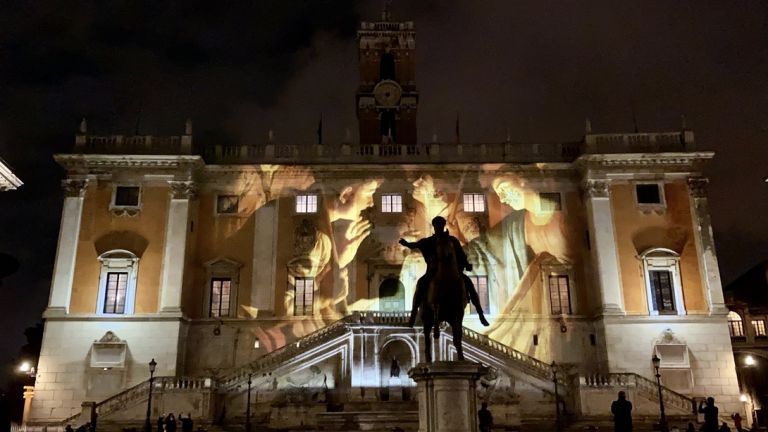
[28,10,741,431]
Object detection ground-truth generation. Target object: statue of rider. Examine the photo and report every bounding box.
[399,216,490,327]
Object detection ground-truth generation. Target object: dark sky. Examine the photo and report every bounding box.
[0,0,767,384]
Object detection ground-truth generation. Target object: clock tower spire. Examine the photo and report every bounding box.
[356,8,418,145]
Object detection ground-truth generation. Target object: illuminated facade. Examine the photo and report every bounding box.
[29,11,741,431]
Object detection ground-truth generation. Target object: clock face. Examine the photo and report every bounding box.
[373,80,402,107]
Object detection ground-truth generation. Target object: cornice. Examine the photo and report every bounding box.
[0,158,23,191]
[575,152,714,169]
[54,154,204,170]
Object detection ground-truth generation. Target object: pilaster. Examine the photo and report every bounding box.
[687,177,728,315]
[159,181,195,313]
[583,179,624,315]
[46,179,88,315]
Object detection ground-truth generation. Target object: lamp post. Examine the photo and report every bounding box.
[245,372,253,432]
[18,361,37,425]
[144,359,157,432]
[652,354,668,432]
[551,361,561,432]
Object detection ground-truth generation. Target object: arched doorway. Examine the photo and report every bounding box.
[379,337,415,400]
[379,278,405,312]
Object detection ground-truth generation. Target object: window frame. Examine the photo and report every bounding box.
[462,193,486,213]
[209,277,233,318]
[294,277,315,316]
[380,193,403,213]
[640,248,686,316]
[548,274,573,315]
[96,250,139,316]
[634,182,666,210]
[110,185,142,211]
[295,193,319,214]
[752,319,767,337]
[727,311,744,337]
[202,258,242,319]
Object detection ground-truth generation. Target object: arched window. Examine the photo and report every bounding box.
[728,311,745,337]
[97,250,139,315]
[640,248,686,316]
[379,52,395,81]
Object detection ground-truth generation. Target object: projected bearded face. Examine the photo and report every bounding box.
[412,174,436,201]
[493,177,527,211]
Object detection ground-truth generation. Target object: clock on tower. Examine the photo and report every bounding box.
[356,6,418,145]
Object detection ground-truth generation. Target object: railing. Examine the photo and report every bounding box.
[459,326,558,383]
[584,132,691,154]
[581,373,695,414]
[54,377,213,427]
[217,315,360,391]
[75,135,191,155]
[355,310,411,325]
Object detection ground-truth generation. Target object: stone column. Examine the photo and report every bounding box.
[687,177,728,314]
[21,386,34,425]
[408,361,489,432]
[47,179,88,315]
[583,179,624,315]
[159,181,195,313]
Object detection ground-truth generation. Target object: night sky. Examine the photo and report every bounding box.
[0,1,767,385]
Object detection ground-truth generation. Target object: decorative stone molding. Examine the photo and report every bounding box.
[96,331,122,343]
[687,176,709,198]
[655,328,686,346]
[169,180,197,199]
[582,179,609,198]
[62,179,88,197]
[109,207,140,217]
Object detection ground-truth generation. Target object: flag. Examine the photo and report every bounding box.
[317,114,323,145]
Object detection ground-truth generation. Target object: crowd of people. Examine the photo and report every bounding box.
[156,413,194,432]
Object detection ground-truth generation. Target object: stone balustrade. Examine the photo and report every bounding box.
[580,372,695,414]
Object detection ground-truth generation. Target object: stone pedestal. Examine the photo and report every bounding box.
[409,361,489,432]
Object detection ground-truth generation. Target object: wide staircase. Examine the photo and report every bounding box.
[42,312,705,432]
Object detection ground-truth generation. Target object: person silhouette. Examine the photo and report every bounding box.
[400,216,489,327]
[478,402,493,432]
[699,397,719,432]
[611,391,633,432]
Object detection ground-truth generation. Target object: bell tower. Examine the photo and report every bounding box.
[356,4,418,145]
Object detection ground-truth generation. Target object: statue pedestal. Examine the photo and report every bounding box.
[408,361,489,432]
[388,377,403,401]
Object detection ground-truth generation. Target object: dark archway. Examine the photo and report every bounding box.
[379,277,405,312]
[379,52,395,81]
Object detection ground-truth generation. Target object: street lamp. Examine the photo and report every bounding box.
[18,361,36,378]
[551,361,561,432]
[744,355,756,367]
[652,354,668,432]
[245,372,253,432]
[144,359,157,432]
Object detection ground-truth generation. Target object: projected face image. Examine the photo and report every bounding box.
[492,176,526,211]
[334,179,382,221]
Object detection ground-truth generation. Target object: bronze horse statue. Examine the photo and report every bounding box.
[422,229,468,362]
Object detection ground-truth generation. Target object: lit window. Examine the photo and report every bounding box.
[114,186,140,207]
[381,194,403,213]
[296,194,318,214]
[103,272,128,314]
[539,192,562,212]
[548,275,572,315]
[467,275,489,315]
[636,183,663,205]
[294,278,314,316]
[209,278,232,317]
[217,195,239,214]
[97,250,139,316]
[463,193,485,213]
[752,320,766,337]
[728,311,744,337]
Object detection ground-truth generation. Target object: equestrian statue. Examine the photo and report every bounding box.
[399,216,489,362]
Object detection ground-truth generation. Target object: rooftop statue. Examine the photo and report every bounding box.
[400,216,489,362]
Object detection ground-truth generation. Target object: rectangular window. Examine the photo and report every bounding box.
[209,278,232,317]
[538,192,562,212]
[114,186,140,207]
[636,184,662,205]
[650,270,676,313]
[381,194,403,213]
[463,193,485,213]
[752,320,767,337]
[294,278,314,316]
[467,275,489,315]
[729,320,744,337]
[296,194,318,214]
[548,275,572,315]
[216,195,239,214]
[103,272,128,314]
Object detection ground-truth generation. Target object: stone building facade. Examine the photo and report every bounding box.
[28,11,741,431]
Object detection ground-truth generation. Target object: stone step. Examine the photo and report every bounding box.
[316,410,419,431]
